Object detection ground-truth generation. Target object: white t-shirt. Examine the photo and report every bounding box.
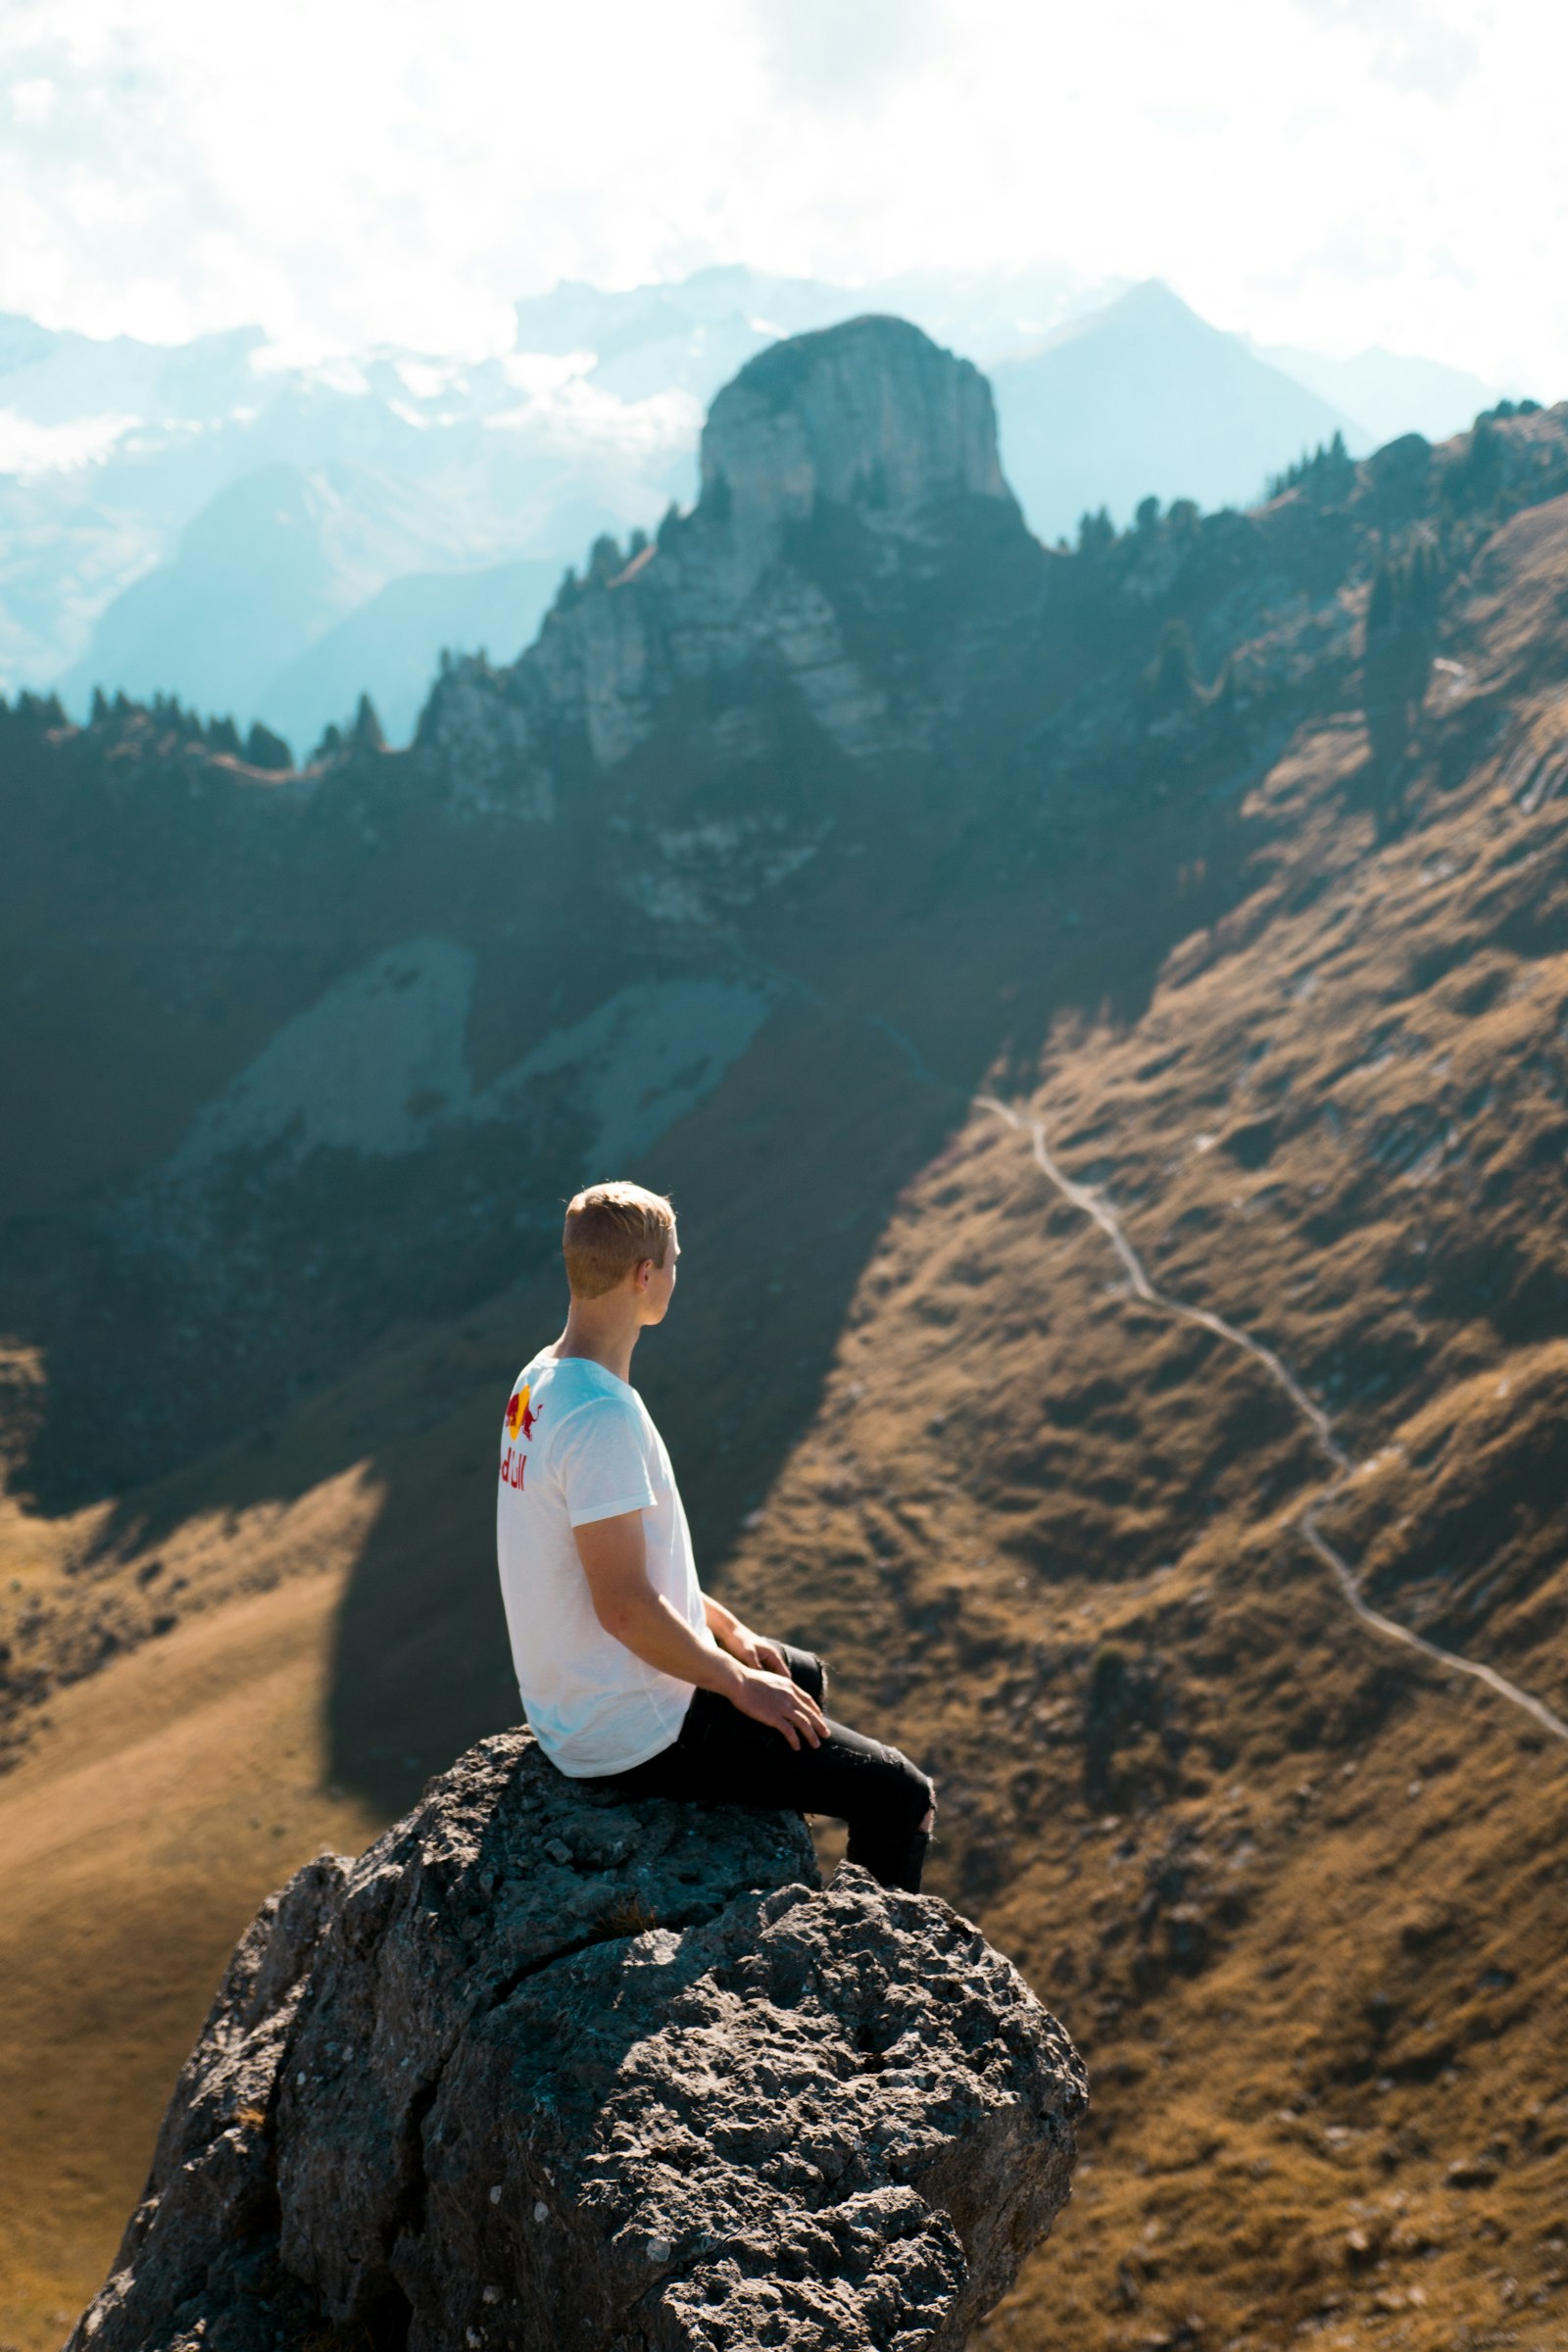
[495,1348,713,1777]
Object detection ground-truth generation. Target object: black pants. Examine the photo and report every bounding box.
[598,1644,935,1893]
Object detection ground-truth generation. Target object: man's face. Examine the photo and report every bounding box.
[638,1228,680,1324]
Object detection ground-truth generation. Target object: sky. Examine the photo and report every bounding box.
[1,0,1564,392]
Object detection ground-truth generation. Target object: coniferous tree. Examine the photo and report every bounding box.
[244,720,293,772]
[17,688,68,726]
[1364,538,1442,829]
[1367,561,1396,636]
[1269,431,1354,502]
[351,694,385,754]
[1443,415,1505,513]
[1145,616,1199,710]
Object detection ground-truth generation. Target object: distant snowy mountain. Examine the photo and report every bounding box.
[506,261,1109,403]
[0,270,1505,746]
[0,319,701,745]
[56,462,467,748]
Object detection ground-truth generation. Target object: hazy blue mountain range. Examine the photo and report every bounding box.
[260,556,562,753]
[1249,339,1500,450]
[990,281,1365,541]
[0,266,1506,754]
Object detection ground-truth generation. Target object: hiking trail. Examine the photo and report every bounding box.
[737,950,1568,1745]
[977,1094,1568,1747]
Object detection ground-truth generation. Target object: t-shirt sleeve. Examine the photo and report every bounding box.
[556,1397,659,1528]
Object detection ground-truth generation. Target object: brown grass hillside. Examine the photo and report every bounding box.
[5,407,1568,2347]
[724,1117,1568,2345]
[717,515,1568,2347]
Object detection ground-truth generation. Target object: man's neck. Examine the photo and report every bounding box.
[554,1298,642,1386]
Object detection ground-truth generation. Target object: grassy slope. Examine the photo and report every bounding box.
[714,508,1568,2346]
[5,477,1568,2346]
[0,1554,380,2347]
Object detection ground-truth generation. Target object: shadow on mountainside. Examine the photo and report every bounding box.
[318,751,1279,1815]
[0,690,1280,1816]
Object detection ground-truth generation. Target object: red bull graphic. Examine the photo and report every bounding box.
[500,1383,538,1492]
[504,1385,539,1444]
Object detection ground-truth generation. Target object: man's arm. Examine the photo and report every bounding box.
[573,1511,827,1750]
[703,1592,789,1676]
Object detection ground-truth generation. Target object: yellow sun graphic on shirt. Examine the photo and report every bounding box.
[505,1386,538,1444]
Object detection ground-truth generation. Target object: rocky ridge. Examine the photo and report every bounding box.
[71,1735,1086,2352]
[416,316,1023,799]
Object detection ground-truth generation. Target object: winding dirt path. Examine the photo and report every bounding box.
[978,1094,1568,1746]
[737,950,1567,1742]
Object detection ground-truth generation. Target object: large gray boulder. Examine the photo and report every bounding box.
[71,1732,1086,2352]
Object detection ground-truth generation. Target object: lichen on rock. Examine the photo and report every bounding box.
[71,1732,1086,2352]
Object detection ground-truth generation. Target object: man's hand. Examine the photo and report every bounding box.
[576,1519,820,1743]
[723,1624,792,1677]
[705,1598,789,1677]
[729,1666,829,1751]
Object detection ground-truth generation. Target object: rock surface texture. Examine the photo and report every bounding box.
[71,1733,1086,2352]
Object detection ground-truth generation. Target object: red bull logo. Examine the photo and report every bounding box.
[504,1385,539,1445]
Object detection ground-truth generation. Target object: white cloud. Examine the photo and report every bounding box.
[0,0,1561,394]
[757,0,938,107]
[10,74,57,122]
[1291,0,1483,98]
[0,406,139,472]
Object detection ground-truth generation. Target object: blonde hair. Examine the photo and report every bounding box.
[563,1180,675,1298]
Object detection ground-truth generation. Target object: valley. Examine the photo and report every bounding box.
[2,318,1567,2349]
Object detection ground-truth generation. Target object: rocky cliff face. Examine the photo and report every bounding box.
[71,1736,1086,2352]
[415,315,1028,799]
[699,316,1009,541]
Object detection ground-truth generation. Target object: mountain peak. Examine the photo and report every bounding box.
[700,313,1009,531]
[1047,278,1217,353]
[1115,276,1202,321]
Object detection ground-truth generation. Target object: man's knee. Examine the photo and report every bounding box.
[917,1772,937,1836]
[782,1644,827,1706]
[889,1750,936,1833]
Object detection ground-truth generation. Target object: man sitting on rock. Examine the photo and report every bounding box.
[496,1179,936,1891]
